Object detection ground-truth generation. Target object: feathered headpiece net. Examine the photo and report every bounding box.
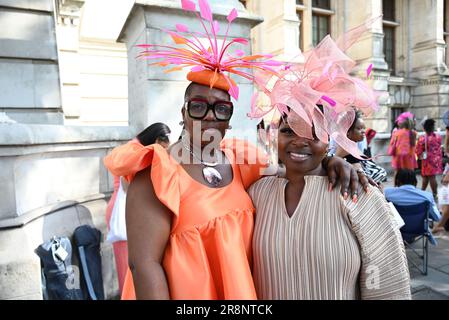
[249,16,384,159]
[137,0,282,100]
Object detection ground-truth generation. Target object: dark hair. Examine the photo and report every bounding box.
[400,118,412,130]
[136,122,171,146]
[398,118,416,147]
[423,119,435,134]
[184,82,196,101]
[348,110,363,132]
[394,169,417,187]
[184,82,230,101]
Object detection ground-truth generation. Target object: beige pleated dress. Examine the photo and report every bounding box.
[249,175,411,300]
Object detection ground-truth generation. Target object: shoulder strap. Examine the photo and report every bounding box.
[78,246,98,300]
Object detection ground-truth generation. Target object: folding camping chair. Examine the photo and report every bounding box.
[392,202,431,275]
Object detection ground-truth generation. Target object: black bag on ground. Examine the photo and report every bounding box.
[73,225,104,300]
[35,236,83,300]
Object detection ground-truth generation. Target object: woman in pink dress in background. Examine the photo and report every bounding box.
[105,123,171,295]
[388,113,417,173]
[416,119,442,198]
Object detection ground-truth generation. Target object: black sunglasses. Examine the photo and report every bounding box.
[186,98,233,121]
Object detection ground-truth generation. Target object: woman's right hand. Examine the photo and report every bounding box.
[324,155,375,202]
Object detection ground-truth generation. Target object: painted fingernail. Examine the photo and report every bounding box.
[353,194,358,203]
[344,192,349,200]
[328,183,333,191]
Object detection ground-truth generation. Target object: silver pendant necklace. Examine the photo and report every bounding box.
[182,140,223,188]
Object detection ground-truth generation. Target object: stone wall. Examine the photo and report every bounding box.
[0,124,134,299]
[0,0,138,300]
[0,0,63,124]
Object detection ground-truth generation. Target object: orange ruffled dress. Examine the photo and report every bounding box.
[103,138,268,300]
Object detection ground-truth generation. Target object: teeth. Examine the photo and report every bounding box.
[290,152,310,158]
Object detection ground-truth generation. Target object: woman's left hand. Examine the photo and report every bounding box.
[324,156,378,201]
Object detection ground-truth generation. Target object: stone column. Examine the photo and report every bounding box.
[410,0,449,128]
[56,0,84,122]
[118,0,264,142]
[248,0,302,59]
[55,0,84,123]
[337,0,389,133]
[410,0,447,77]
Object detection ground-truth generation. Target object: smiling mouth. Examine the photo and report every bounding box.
[289,152,312,161]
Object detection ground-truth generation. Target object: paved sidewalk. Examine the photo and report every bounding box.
[382,174,449,300]
[408,232,449,299]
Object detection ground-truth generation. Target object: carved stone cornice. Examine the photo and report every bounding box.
[55,0,85,26]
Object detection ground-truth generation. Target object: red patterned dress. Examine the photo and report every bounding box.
[416,133,443,176]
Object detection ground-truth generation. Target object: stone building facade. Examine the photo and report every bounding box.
[241,0,448,165]
[1,0,447,300]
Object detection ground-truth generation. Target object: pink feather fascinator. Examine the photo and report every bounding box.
[137,0,282,100]
[250,16,383,159]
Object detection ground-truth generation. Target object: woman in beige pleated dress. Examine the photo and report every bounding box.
[249,115,411,300]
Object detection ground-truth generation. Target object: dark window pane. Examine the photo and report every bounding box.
[312,15,319,46]
[445,0,448,32]
[383,26,395,72]
[319,15,328,38]
[312,0,330,9]
[391,108,405,128]
[296,0,304,5]
[297,10,304,50]
[312,14,329,46]
[382,0,395,21]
